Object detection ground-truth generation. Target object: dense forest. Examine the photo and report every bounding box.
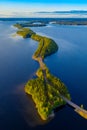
[17,28,35,38]
[25,66,70,120]
[32,35,58,59]
[15,26,58,58]
[14,24,71,120]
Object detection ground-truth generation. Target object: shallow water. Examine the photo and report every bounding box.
[0,21,87,130]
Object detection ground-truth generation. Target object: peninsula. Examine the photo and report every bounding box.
[14,24,71,120]
[14,21,46,29]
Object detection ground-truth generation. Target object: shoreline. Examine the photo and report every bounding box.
[14,24,71,120]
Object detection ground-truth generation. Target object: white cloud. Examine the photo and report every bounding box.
[0,11,87,18]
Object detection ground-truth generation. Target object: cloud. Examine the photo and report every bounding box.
[0,10,87,18]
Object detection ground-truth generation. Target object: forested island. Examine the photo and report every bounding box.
[14,18,87,29]
[51,20,87,25]
[14,24,71,120]
[14,22,46,28]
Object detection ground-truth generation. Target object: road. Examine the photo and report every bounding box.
[38,57,87,120]
[60,94,87,119]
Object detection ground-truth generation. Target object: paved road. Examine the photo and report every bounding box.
[38,57,87,120]
[60,94,87,119]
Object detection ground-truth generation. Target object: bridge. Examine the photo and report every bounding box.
[60,95,87,119]
[37,56,87,120]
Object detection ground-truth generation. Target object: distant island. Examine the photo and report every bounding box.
[13,18,87,28]
[14,23,71,120]
[37,10,87,14]
[14,22,46,28]
[50,20,87,25]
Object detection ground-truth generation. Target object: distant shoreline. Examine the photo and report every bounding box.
[1,18,87,26]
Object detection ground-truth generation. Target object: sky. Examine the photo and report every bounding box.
[0,0,87,17]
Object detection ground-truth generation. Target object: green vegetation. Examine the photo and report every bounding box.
[36,66,70,98]
[25,66,70,120]
[33,36,58,59]
[17,28,35,38]
[31,34,43,41]
[81,104,84,108]
[15,27,58,58]
[14,23,23,29]
[14,19,87,29]
[14,22,46,28]
[14,24,71,120]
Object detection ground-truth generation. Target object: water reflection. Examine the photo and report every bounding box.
[14,84,49,127]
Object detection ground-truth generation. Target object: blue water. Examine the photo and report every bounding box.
[0,21,87,130]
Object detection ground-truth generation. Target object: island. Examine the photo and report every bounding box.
[14,24,71,120]
[14,18,87,29]
[50,18,87,26]
[14,21,46,29]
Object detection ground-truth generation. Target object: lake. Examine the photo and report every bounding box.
[0,20,87,130]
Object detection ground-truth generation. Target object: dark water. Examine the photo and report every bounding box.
[0,21,87,130]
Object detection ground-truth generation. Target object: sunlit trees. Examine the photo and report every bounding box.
[14,24,71,120]
[25,65,70,120]
[16,28,36,38]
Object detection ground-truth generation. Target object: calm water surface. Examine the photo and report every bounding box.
[0,21,87,130]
